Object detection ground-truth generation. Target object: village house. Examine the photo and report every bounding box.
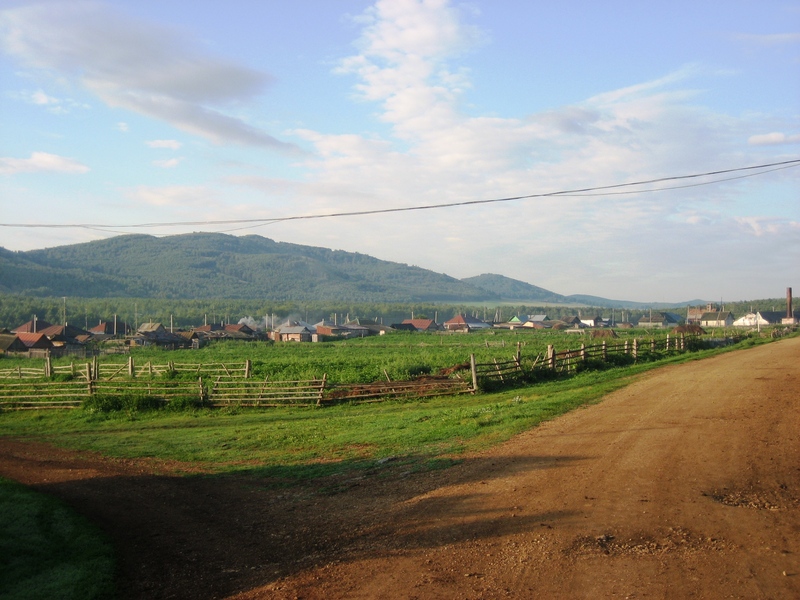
[0,333,28,355]
[637,312,685,328]
[133,323,187,348]
[699,311,735,328]
[89,320,132,336]
[519,315,550,329]
[580,316,605,328]
[12,319,53,334]
[443,314,492,332]
[401,318,441,332]
[558,316,585,329]
[15,332,55,351]
[275,325,314,342]
[733,311,797,328]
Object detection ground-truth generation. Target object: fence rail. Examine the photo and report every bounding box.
[209,376,326,407]
[327,377,471,404]
[0,381,90,409]
[0,333,723,410]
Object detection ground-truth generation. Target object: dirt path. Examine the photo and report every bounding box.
[2,337,799,599]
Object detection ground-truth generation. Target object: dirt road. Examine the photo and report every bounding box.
[1,337,799,599]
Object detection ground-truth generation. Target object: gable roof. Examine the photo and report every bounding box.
[700,311,733,321]
[89,321,131,335]
[12,319,53,334]
[16,332,54,349]
[444,314,488,325]
[0,334,27,352]
[402,319,439,331]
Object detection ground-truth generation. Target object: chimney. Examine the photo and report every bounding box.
[788,287,793,319]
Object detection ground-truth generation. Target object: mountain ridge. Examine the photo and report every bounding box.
[1,233,698,308]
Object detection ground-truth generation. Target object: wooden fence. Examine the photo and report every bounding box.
[470,334,700,388]
[209,376,326,408]
[0,381,90,409]
[0,379,204,410]
[0,358,251,381]
[0,333,707,410]
[0,373,472,410]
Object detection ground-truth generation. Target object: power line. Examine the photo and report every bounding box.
[1,158,798,231]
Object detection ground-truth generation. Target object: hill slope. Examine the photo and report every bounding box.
[461,273,566,303]
[0,233,498,302]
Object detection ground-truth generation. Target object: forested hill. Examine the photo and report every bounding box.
[462,274,566,303]
[0,233,501,302]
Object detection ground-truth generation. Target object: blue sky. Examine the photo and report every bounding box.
[1,0,798,303]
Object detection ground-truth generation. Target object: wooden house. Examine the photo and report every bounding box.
[16,332,54,350]
[12,319,53,334]
[89,321,132,336]
[443,314,491,332]
[637,312,684,328]
[401,319,441,332]
[276,325,313,342]
[0,334,28,354]
[699,311,734,328]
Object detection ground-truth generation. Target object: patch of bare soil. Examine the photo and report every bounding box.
[2,337,799,599]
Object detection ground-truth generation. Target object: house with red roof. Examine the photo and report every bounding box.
[443,314,492,332]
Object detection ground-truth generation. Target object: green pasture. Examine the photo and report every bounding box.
[0,477,114,600]
[21,327,710,384]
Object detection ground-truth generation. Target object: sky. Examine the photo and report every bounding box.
[0,0,798,303]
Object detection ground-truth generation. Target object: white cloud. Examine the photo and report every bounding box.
[0,151,89,174]
[0,2,296,151]
[116,121,129,133]
[152,157,183,169]
[30,89,58,105]
[748,132,800,145]
[146,139,182,150]
[126,185,214,207]
[734,32,800,46]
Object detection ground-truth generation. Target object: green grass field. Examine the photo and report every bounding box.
[0,477,115,600]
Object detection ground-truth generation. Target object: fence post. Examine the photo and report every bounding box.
[547,345,555,370]
[470,354,478,391]
[245,359,252,379]
[128,356,134,378]
[632,338,638,360]
[580,343,586,364]
[516,342,521,366]
[602,341,607,361]
[666,334,670,351]
[317,373,328,406]
[198,377,205,407]
[85,362,92,382]
[624,340,629,355]
[651,338,656,352]
[45,355,52,378]
[680,334,685,351]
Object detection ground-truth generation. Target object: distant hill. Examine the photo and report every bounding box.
[563,294,711,310]
[0,233,713,308]
[460,273,566,303]
[0,233,499,302]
